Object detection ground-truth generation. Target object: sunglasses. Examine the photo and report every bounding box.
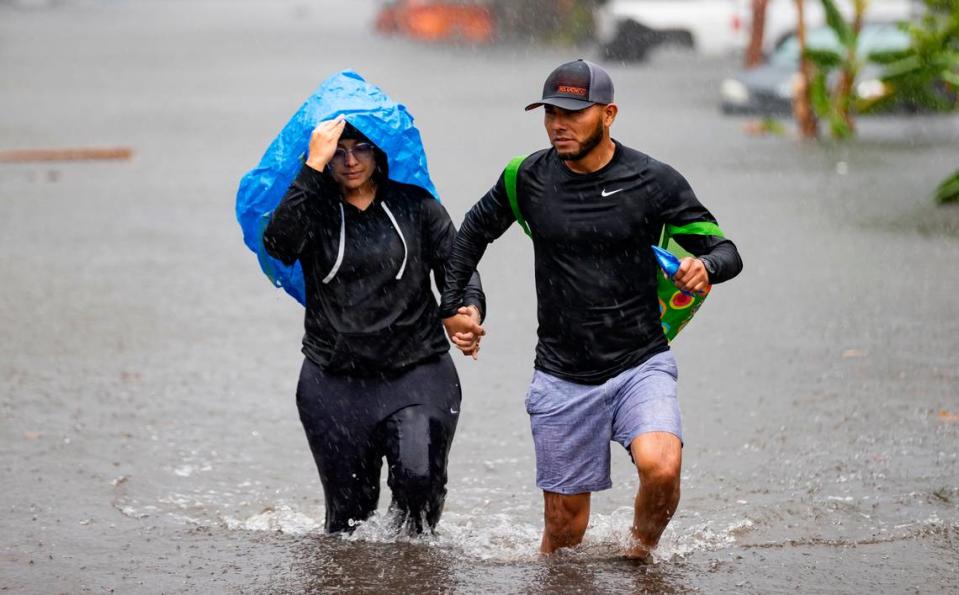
[331,142,375,164]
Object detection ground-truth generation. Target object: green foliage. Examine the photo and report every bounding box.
[933,169,959,204]
[757,117,788,135]
[867,0,959,207]
[802,0,861,139]
[809,70,833,114]
[809,68,851,138]
[927,0,958,15]
[864,0,959,112]
[822,0,854,45]
[805,47,845,68]
[798,0,957,204]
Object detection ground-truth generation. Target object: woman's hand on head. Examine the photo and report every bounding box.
[305,115,346,171]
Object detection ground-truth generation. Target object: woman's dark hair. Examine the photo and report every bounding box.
[326,122,389,186]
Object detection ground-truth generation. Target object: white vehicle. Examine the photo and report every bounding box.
[741,0,923,54]
[595,0,921,63]
[596,0,745,62]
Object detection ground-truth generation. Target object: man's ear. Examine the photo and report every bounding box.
[604,103,619,127]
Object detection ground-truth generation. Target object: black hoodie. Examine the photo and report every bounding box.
[264,165,485,375]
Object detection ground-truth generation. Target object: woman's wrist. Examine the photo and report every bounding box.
[305,158,328,172]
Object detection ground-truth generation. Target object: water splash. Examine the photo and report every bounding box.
[223,505,322,534]
[113,474,957,564]
[155,500,756,563]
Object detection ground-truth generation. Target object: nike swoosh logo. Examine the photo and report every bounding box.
[450,408,459,415]
[601,188,624,197]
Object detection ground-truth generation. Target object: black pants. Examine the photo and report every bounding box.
[295,353,461,534]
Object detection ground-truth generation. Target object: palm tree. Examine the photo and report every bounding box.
[794,0,819,137]
[745,0,770,67]
[832,0,869,135]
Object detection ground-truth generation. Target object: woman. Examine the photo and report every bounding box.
[263,115,484,534]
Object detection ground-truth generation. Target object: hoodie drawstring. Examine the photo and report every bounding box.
[321,202,346,284]
[380,201,408,280]
[321,200,408,284]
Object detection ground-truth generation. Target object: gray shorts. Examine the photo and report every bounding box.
[524,351,682,495]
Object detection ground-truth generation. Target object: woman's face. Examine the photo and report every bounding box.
[329,138,377,192]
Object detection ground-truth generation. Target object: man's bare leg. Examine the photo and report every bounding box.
[625,431,682,560]
[541,492,591,554]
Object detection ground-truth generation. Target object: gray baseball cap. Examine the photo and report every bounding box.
[525,59,615,111]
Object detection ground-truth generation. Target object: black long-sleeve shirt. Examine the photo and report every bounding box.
[264,165,485,374]
[440,141,742,384]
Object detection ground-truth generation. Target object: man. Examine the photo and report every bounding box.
[439,59,743,559]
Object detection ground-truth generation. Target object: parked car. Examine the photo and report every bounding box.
[719,22,911,115]
[375,0,495,44]
[596,0,744,62]
[738,0,922,55]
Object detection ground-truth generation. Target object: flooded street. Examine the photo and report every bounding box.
[1,0,958,592]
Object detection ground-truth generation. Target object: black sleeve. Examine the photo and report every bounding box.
[657,165,743,284]
[438,172,517,318]
[422,197,486,321]
[262,165,333,266]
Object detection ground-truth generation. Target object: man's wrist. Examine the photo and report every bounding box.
[439,296,467,319]
[463,302,484,322]
[698,256,716,279]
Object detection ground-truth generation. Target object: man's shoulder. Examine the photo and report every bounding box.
[615,142,677,178]
[502,149,552,191]
[642,155,689,188]
[517,147,552,172]
[615,141,650,165]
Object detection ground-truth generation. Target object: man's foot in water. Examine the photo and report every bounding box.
[623,538,655,564]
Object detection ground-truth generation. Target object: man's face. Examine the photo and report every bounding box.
[544,104,609,161]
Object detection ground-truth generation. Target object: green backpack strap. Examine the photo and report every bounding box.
[660,221,724,248]
[504,155,531,238]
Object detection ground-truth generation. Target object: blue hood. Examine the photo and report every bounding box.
[236,70,438,305]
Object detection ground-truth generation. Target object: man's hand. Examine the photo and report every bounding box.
[443,305,484,360]
[305,115,346,171]
[673,257,710,296]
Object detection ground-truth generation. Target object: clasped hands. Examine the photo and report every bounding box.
[442,305,484,360]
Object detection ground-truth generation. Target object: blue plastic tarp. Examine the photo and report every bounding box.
[236,70,438,305]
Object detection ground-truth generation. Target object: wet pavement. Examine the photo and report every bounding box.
[1,0,958,592]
